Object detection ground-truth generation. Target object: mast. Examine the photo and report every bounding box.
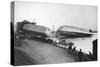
[53,25,55,38]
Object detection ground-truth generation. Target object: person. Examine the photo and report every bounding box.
[78,49,83,62]
[89,51,92,56]
[88,51,94,60]
[89,29,92,32]
[68,42,72,54]
[72,46,76,55]
[70,42,74,46]
[68,42,74,54]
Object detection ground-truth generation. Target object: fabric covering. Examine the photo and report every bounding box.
[23,24,51,34]
[57,25,90,34]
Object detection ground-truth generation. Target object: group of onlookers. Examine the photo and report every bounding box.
[53,40,96,62]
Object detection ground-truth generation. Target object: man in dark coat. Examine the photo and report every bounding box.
[78,49,83,62]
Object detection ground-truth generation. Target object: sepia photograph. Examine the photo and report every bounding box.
[11,1,98,66]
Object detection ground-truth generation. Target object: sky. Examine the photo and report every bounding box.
[14,1,97,31]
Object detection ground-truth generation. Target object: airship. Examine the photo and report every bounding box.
[56,25,96,39]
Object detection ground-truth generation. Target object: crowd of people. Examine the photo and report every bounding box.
[53,40,96,62]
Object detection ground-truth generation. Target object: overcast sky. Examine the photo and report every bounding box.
[14,1,97,31]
